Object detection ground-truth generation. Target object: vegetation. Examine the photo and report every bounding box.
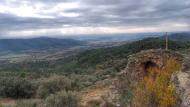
[16,99,44,107]
[163,33,190,42]
[0,37,84,51]
[0,38,189,75]
[118,58,181,107]
[36,76,73,98]
[0,37,189,107]
[87,99,102,107]
[117,75,133,106]
[45,91,79,107]
[0,77,35,98]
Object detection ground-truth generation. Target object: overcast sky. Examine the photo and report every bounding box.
[0,0,190,38]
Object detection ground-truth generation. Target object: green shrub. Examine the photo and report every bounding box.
[45,91,79,107]
[37,76,72,98]
[0,77,35,98]
[101,101,115,107]
[16,99,44,107]
[87,99,102,107]
[117,75,133,107]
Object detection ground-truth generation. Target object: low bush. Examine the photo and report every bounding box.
[87,99,102,107]
[37,76,72,98]
[16,99,44,107]
[101,101,115,107]
[45,91,79,107]
[0,77,35,98]
[132,58,181,107]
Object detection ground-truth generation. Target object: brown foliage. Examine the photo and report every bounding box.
[132,58,181,107]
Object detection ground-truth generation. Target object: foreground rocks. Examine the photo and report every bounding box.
[123,49,190,107]
[125,49,183,81]
[82,49,190,107]
[175,54,190,107]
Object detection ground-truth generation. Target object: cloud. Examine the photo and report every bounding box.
[0,0,189,38]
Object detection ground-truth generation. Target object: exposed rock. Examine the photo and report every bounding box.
[122,49,190,106]
[175,54,190,107]
[175,72,190,107]
[113,49,190,107]
[125,49,183,82]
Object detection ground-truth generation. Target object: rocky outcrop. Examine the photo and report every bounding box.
[123,49,190,106]
[175,54,190,107]
[125,49,183,82]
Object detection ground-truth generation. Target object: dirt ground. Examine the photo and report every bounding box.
[0,98,16,107]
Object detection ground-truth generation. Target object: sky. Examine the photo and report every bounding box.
[0,0,190,38]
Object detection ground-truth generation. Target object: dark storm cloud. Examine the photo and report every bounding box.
[0,0,189,37]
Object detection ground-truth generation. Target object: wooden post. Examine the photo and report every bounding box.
[165,32,168,50]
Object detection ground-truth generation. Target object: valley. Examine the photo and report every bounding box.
[0,33,190,107]
[0,36,128,65]
[0,0,189,106]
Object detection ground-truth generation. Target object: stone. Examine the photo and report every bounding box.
[125,49,183,82]
[122,49,190,106]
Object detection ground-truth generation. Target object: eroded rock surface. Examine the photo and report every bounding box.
[175,54,190,107]
[123,49,190,106]
[125,49,183,81]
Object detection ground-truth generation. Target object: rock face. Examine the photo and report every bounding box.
[125,49,183,82]
[175,54,190,107]
[123,49,190,106]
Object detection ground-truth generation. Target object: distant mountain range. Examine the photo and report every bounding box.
[160,33,190,41]
[75,32,190,43]
[0,32,189,52]
[168,33,190,41]
[72,33,162,42]
[0,37,84,52]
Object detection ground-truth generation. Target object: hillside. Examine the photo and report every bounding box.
[0,37,190,107]
[0,37,84,51]
[160,32,190,41]
[76,37,190,66]
[1,37,190,74]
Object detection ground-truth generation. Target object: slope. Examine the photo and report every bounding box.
[0,37,84,51]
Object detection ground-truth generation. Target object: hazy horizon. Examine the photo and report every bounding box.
[0,32,175,39]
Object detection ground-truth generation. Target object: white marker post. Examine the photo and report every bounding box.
[165,32,168,50]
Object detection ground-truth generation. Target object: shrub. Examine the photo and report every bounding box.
[0,77,35,98]
[37,76,72,98]
[45,91,79,107]
[101,101,115,107]
[16,99,44,107]
[117,75,133,107]
[132,58,181,107]
[87,99,102,107]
